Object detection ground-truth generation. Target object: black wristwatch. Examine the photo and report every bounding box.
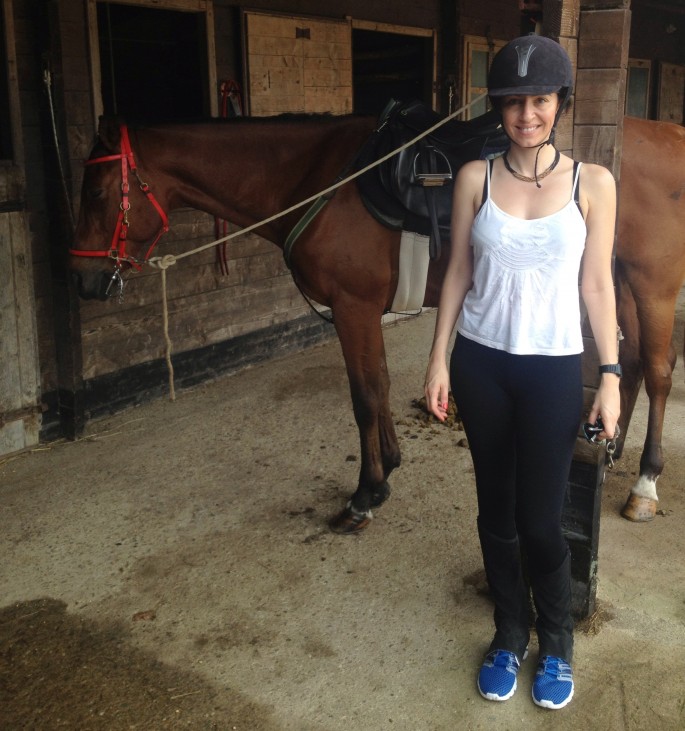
[599,363,622,377]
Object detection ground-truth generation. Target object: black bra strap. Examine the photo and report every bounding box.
[573,160,582,214]
[479,159,490,211]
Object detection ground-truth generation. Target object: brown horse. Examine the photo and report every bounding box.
[614,117,685,522]
[70,114,683,530]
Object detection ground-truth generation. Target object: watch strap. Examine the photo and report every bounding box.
[599,363,622,377]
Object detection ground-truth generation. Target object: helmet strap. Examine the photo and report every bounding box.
[533,140,559,188]
[535,93,568,185]
[534,144,544,188]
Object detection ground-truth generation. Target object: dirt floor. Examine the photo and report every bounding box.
[1,292,684,731]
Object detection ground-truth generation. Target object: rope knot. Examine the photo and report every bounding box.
[149,254,178,270]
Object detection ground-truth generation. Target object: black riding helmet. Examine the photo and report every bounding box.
[488,35,574,147]
[488,35,573,99]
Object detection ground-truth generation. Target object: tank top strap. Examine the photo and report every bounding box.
[479,158,583,212]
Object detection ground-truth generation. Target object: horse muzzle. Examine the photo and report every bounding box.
[71,267,123,301]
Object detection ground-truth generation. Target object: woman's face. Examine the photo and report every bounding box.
[500,93,560,148]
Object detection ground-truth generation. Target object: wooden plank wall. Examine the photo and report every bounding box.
[244,12,353,115]
[77,213,314,381]
[0,0,43,455]
[0,210,42,455]
[658,62,685,124]
[574,1,630,176]
[543,0,580,155]
[457,0,520,40]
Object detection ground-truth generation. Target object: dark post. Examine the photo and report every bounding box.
[438,0,459,114]
[551,0,631,618]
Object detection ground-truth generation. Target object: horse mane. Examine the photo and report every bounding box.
[113,111,372,132]
[91,110,376,157]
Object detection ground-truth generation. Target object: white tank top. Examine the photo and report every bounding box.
[457,160,587,355]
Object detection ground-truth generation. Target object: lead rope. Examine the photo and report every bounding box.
[147,94,486,273]
[160,267,176,400]
[145,94,487,399]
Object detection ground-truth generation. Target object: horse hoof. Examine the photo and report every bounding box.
[329,506,372,534]
[621,494,657,522]
[370,482,391,508]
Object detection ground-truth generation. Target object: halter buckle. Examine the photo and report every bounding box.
[105,267,125,303]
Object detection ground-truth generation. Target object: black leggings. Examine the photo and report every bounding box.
[451,334,583,575]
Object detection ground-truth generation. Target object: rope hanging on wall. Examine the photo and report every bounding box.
[215,80,244,275]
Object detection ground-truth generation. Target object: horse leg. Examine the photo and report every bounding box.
[377,339,401,493]
[614,264,643,461]
[328,303,398,534]
[620,289,678,522]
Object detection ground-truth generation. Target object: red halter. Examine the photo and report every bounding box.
[70,124,169,270]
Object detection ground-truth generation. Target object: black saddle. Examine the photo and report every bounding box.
[356,99,508,260]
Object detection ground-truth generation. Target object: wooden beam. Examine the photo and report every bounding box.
[565,3,631,618]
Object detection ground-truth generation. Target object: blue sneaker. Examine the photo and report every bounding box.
[532,656,574,709]
[477,649,524,701]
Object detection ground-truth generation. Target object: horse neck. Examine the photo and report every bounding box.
[134,117,374,244]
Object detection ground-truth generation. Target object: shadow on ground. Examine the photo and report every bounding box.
[0,598,278,730]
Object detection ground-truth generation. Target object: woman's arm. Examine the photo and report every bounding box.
[424,160,483,421]
[580,163,621,439]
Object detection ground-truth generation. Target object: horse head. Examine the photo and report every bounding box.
[71,117,169,300]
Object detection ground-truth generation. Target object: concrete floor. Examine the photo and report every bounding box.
[1,296,684,730]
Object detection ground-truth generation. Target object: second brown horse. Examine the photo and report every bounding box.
[614,117,685,522]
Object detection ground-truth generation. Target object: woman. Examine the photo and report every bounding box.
[424,35,620,710]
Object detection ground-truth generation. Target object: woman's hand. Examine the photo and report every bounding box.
[587,375,621,440]
[425,358,450,422]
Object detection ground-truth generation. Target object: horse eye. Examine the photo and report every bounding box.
[89,187,105,201]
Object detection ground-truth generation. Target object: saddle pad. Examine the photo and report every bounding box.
[390,230,430,313]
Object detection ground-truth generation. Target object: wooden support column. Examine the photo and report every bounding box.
[546,0,631,618]
[45,0,86,440]
[544,0,580,154]
[574,1,631,176]
[438,0,459,114]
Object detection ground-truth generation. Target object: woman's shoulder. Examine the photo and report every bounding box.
[458,158,488,176]
[456,158,488,189]
[578,161,617,224]
[577,161,616,190]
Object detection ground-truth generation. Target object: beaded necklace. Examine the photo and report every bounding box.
[503,148,561,184]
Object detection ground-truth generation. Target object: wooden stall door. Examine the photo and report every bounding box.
[0,1,41,456]
[244,11,352,116]
[460,36,506,120]
[658,62,685,125]
[0,207,40,456]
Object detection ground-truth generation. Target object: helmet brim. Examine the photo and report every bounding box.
[488,85,562,97]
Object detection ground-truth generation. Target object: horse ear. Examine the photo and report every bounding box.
[97,116,124,152]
